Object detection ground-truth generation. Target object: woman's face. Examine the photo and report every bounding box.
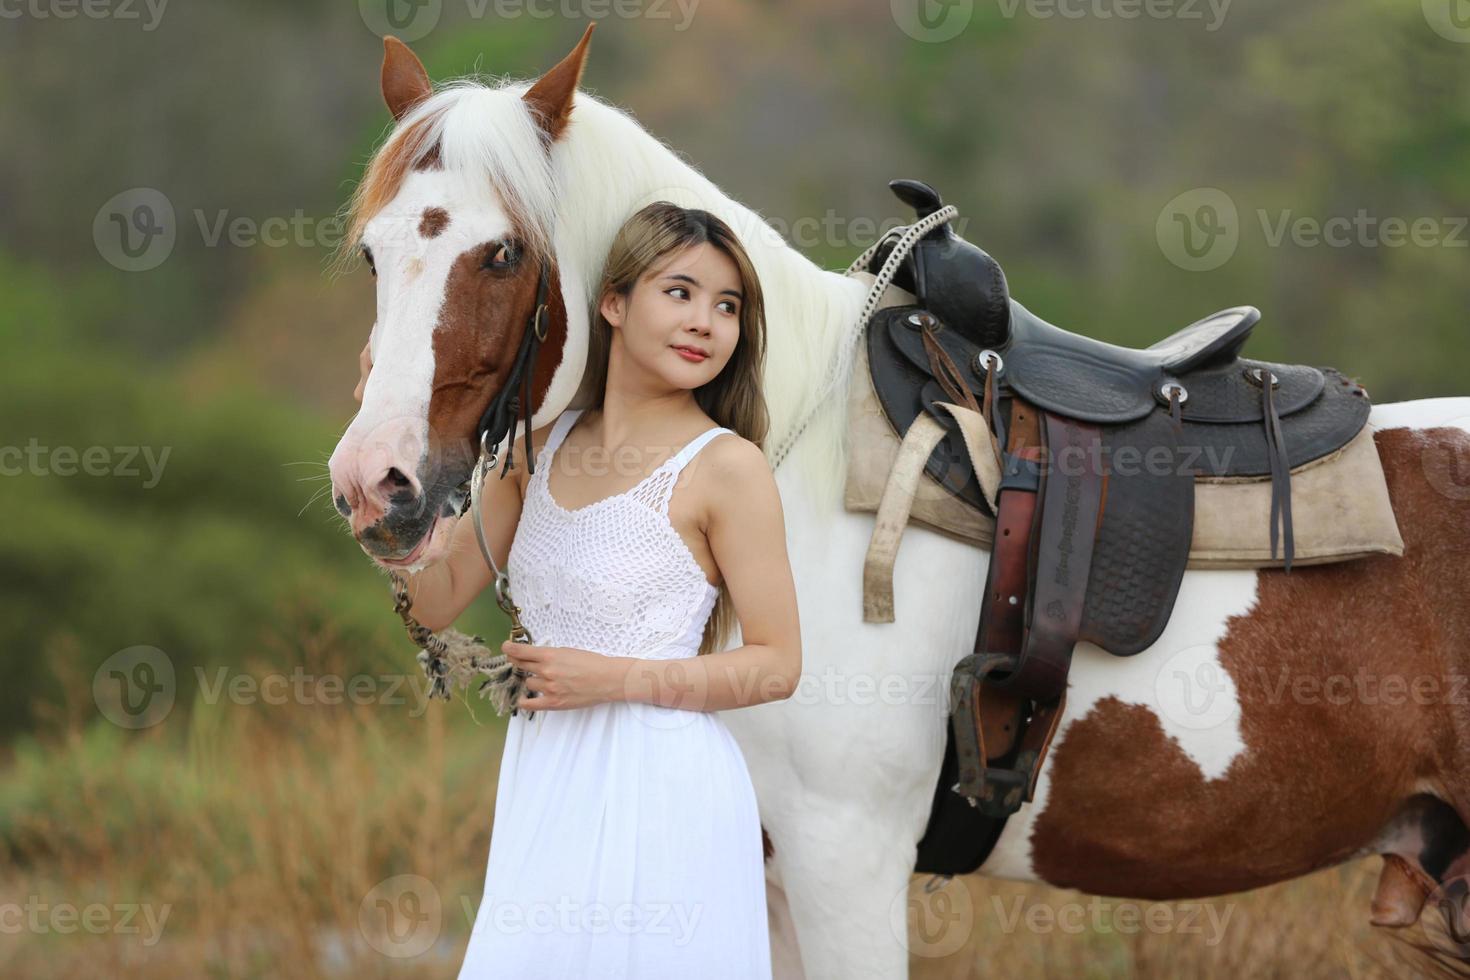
[599,242,743,391]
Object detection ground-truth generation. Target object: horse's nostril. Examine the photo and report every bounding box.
[335,493,352,517]
[385,467,413,489]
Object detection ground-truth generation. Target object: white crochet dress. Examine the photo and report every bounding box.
[457,408,772,980]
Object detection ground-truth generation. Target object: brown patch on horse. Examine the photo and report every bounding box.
[426,247,567,465]
[522,23,594,143]
[419,207,450,238]
[1027,426,1470,901]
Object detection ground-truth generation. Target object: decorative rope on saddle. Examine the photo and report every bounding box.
[767,204,959,471]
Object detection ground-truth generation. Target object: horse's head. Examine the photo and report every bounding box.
[327,28,596,570]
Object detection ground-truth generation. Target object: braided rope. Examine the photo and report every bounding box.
[768,205,959,471]
[388,570,533,718]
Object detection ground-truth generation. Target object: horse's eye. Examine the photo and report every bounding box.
[361,245,376,276]
[483,241,521,270]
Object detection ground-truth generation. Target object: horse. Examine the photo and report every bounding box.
[325,25,1470,977]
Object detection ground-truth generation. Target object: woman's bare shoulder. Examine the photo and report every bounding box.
[695,432,777,511]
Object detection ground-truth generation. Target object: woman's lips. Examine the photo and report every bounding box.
[672,345,708,362]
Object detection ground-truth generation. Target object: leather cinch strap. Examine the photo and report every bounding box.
[974,402,1107,704]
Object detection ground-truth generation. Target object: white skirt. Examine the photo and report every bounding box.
[457,694,772,979]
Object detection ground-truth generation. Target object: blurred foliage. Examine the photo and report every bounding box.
[0,0,1464,738]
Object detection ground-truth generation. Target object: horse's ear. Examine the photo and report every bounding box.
[382,36,433,121]
[523,23,595,143]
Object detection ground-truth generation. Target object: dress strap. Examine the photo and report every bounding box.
[667,426,735,477]
[541,408,584,464]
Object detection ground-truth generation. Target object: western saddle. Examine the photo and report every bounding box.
[859,180,1373,875]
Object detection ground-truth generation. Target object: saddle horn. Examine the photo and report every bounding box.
[886,179,1012,349]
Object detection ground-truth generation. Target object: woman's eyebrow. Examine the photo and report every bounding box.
[662,272,743,300]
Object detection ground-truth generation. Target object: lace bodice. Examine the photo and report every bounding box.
[505,409,734,661]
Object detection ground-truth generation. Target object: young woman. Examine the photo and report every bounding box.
[383,203,800,978]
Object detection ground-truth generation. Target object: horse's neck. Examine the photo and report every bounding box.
[555,100,869,458]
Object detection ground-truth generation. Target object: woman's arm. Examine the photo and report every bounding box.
[396,427,547,632]
[619,436,803,712]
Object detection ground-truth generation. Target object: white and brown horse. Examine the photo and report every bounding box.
[325,26,1470,977]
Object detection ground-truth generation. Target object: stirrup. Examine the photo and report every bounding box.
[950,653,1066,818]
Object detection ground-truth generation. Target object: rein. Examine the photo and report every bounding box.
[387,256,553,719]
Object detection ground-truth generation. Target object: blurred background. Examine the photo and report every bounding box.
[1,0,1467,976]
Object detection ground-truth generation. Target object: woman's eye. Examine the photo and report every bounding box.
[361,245,376,276]
[718,301,738,315]
[665,286,689,300]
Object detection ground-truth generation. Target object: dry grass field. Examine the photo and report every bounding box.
[1,629,1460,978]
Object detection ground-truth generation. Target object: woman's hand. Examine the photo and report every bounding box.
[503,641,627,711]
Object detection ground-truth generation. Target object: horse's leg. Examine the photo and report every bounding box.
[768,802,920,978]
[766,859,807,979]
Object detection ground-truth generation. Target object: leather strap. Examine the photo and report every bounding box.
[1261,374,1295,570]
[994,413,1105,701]
[862,413,950,623]
[975,401,1043,658]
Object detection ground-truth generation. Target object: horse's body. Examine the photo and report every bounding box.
[328,30,1470,977]
[744,398,1470,976]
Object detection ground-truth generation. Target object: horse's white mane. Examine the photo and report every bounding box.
[360,76,868,504]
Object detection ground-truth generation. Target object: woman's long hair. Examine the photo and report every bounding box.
[574,202,770,656]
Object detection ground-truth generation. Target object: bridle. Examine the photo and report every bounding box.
[388,253,553,714]
[453,254,553,520]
